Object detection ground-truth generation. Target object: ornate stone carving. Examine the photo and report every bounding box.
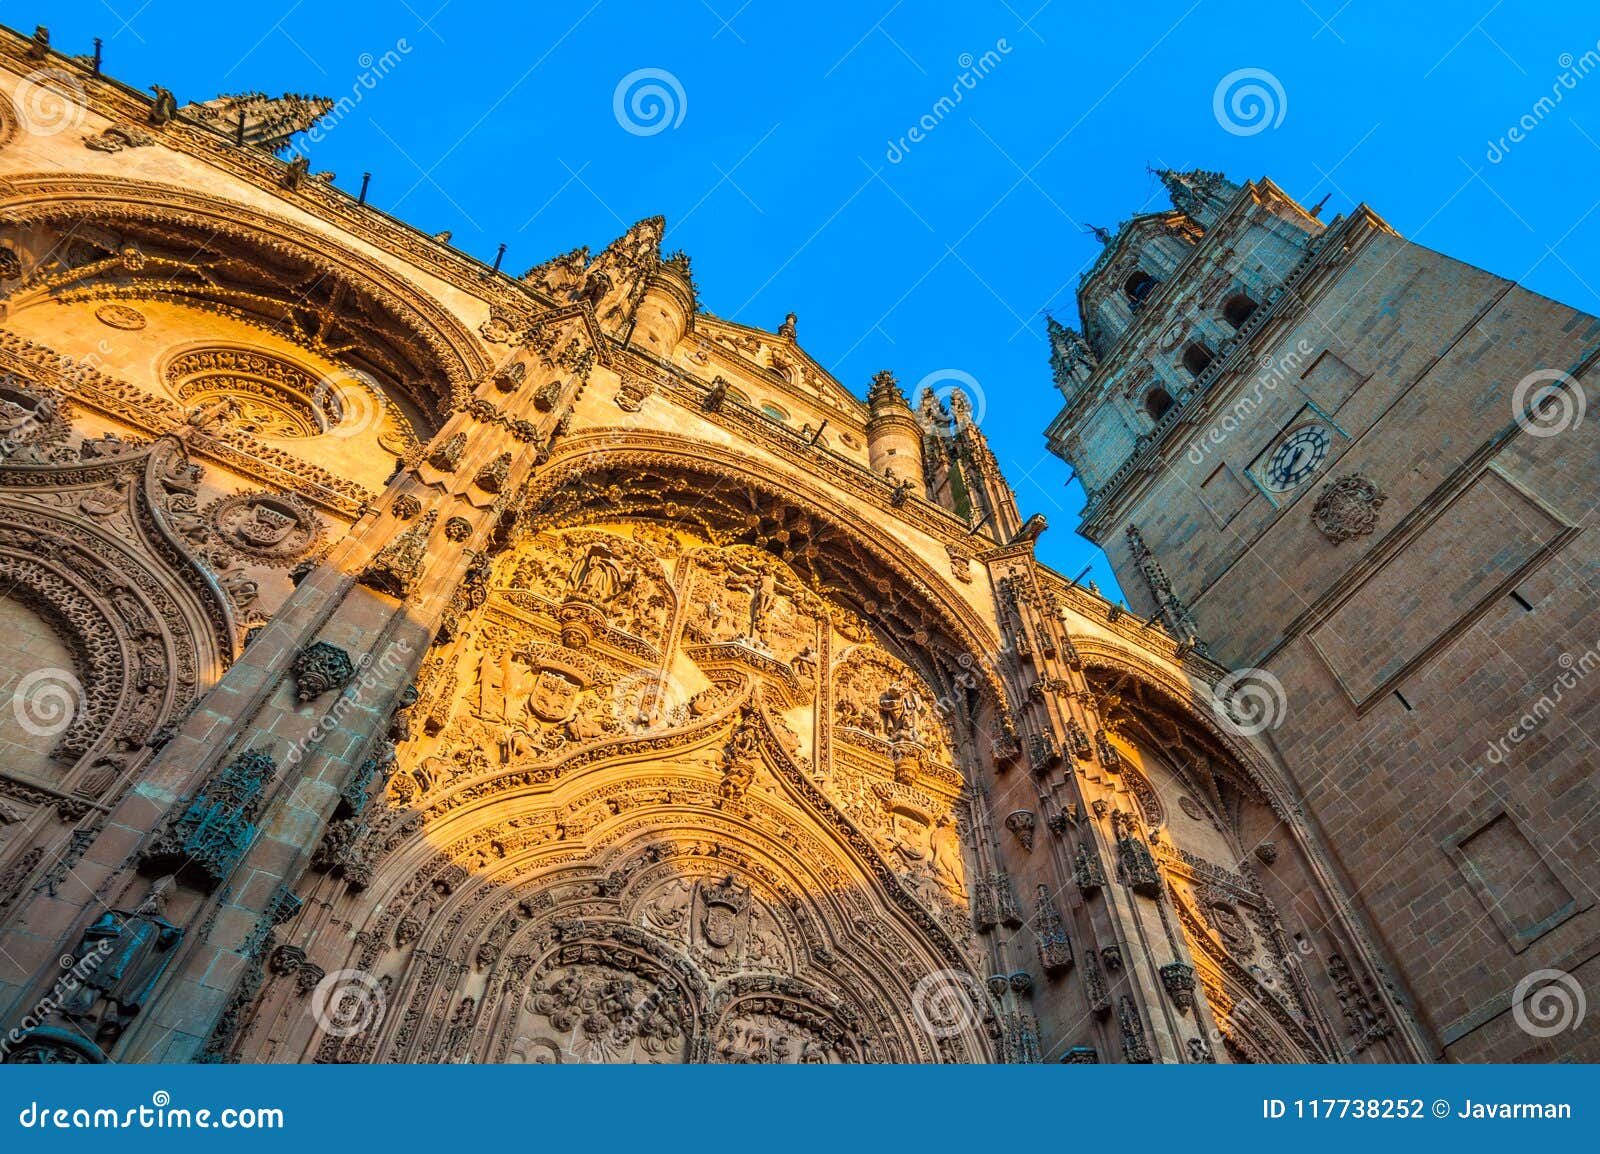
[1118,995,1153,1063]
[1073,842,1107,895]
[1112,809,1161,896]
[474,452,511,492]
[95,303,148,330]
[292,641,356,702]
[1032,885,1073,974]
[204,491,323,565]
[58,877,183,1045]
[1004,809,1036,852]
[428,432,467,472]
[1310,473,1385,544]
[1328,952,1393,1051]
[1082,950,1111,1018]
[1095,728,1121,771]
[360,511,435,597]
[1160,960,1196,1012]
[142,749,277,890]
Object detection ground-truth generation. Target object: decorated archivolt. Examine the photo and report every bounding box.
[257,520,996,1064]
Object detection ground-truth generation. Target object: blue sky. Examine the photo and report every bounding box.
[36,1,1600,589]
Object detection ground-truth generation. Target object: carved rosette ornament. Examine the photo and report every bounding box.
[1310,473,1385,544]
[292,641,357,702]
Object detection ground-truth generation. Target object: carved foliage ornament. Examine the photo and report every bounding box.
[292,641,357,702]
[1310,473,1385,544]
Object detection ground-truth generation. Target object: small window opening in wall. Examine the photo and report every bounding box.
[1394,690,1413,712]
[1181,343,1214,378]
[1143,387,1175,422]
[1509,590,1534,612]
[1221,293,1258,330]
[1124,271,1158,310]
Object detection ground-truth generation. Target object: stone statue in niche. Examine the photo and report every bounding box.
[61,877,184,1044]
[879,681,924,743]
[722,561,799,650]
[928,815,966,900]
[567,542,630,605]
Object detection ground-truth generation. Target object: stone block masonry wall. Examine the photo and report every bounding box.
[1110,233,1600,1060]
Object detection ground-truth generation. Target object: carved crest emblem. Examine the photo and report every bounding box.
[528,667,582,723]
[1310,473,1385,544]
[696,876,751,950]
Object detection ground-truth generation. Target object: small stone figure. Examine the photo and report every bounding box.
[61,877,184,1044]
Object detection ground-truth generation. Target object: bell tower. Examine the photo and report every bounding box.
[1043,168,1600,1061]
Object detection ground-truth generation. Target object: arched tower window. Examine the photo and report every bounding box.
[1144,387,1175,422]
[1222,293,1258,330]
[1124,271,1159,311]
[1182,343,1214,379]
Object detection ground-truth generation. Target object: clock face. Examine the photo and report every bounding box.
[1262,424,1331,491]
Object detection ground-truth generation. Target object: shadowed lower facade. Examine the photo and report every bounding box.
[0,26,1592,1064]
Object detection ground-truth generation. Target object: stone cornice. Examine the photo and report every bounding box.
[611,341,1002,552]
[0,27,558,325]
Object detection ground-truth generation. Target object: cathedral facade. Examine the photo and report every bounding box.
[0,26,1589,1064]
